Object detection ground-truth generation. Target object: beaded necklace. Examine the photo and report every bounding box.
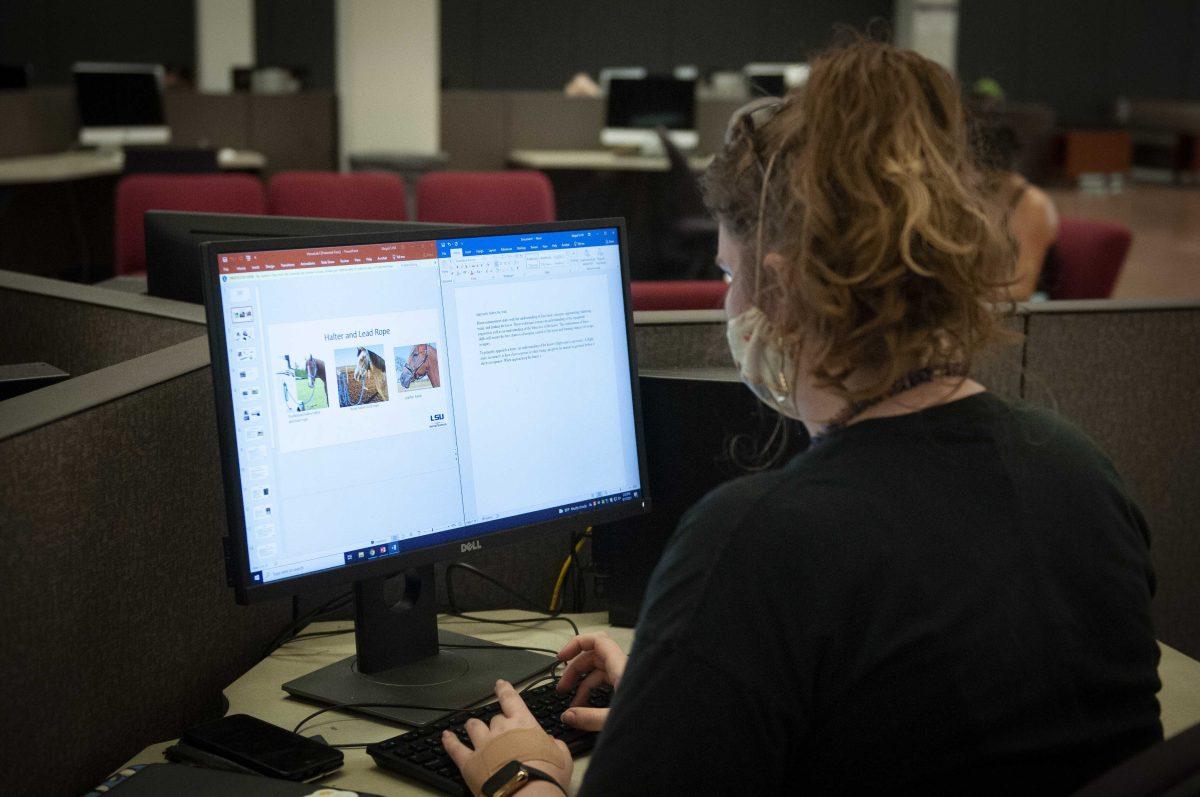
[810,363,970,445]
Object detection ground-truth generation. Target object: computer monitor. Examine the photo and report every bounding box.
[743,62,810,97]
[602,77,698,153]
[73,62,170,147]
[202,219,649,726]
[146,211,456,304]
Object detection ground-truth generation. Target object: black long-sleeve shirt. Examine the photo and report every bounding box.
[580,393,1161,795]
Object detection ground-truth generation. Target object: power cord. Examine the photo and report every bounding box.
[444,561,581,636]
[262,591,353,659]
[549,528,591,613]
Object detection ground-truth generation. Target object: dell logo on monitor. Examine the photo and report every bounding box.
[460,540,482,553]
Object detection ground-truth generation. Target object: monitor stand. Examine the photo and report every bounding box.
[282,565,555,727]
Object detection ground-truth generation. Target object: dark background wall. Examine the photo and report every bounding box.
[255,0,335,90]
[958,0,1200,126]
[440,0,894,90]
[0,0,195,85]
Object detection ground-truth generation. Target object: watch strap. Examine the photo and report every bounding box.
[482,760,566,796]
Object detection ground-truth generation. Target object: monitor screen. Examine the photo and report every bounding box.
[605,77,696,131]
[747,73,785,98]
[74,63,165,128]
[209,222,646,596]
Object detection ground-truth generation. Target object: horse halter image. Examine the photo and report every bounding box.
[399,348,429,389]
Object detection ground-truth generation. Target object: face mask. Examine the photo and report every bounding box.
[726,306,804,419]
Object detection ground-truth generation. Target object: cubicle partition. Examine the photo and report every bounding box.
[0,338,296,797]
[1022,301,1200,662]
[0,270,204,378]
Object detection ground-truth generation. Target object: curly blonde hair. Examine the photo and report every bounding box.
[703,38,1015,404]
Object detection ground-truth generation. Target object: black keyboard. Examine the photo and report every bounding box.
[367,681,612,795]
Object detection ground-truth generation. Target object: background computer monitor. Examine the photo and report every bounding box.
[202,218,649,725]
[73,62,170,146]
[602,76,699,152]
[743,62,811,97]
[146,211,458,304]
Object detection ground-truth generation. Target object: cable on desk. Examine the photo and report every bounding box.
[444,561,581,636]
[283,628,355,645]
[262,591,353,659]
[443,610,580,637]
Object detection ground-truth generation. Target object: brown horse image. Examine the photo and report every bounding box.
[399,343,440,389]
[353,346,388,402]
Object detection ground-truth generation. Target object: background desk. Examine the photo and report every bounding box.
[0,148,265,186]
[124,611,631,796]
[508,149,712,174]
[0,148,265,284]
[120,611,1200,796]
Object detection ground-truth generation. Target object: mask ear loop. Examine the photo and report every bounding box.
[752,150,778,307]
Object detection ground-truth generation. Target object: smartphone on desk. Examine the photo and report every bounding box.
[180,714,343,781]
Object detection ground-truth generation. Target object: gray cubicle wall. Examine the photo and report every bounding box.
[0,339,293,797]
[0,270,205,377]
[1022,301,1200,661]
[632,309,1025,400]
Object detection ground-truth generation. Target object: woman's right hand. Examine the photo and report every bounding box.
[555,632,628,732]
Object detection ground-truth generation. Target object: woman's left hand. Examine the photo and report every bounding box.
[442,679,573,796]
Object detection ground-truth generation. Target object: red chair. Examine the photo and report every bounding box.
[266,171,408,221]
[1047,217,1132,300]
[114,174,266,275]
[631,280,727,311]
[417,171,555,224]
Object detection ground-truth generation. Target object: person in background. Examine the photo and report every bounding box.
[971,92,1061,301]
[442,38,1160,796]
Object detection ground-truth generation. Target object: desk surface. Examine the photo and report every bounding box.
[0,148,266,185]
[508,148,712,173]
[125,611,630,796]
[123,611,1200,795]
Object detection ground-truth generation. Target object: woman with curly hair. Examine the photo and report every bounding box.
[444,39,1160,796]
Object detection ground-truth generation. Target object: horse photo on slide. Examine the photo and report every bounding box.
[395,343,440,391]
[277,353,329,413]
[335,345,389,407]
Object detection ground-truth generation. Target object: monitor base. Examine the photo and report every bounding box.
[283,628,555,727]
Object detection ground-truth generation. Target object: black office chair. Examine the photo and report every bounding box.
[654,127,719,280]
[1071,721,1200,796]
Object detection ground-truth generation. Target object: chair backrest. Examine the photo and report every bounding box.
[1048,217,1132,300]
[1072,721,1200,796]
[417,170,555,225]
[631,280,727,311]
[266,171,408,222]
[114,173,266,275]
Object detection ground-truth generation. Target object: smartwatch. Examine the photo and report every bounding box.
[481,761,565,797]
